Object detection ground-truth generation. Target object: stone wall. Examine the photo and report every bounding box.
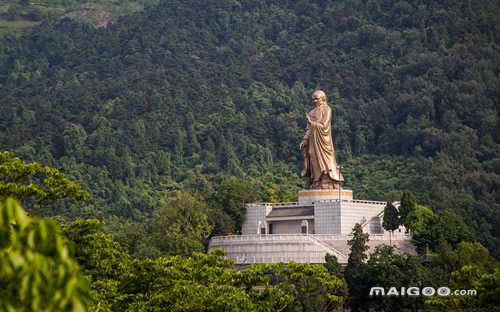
[339,200,386,234]
[241,203,269,235]
[314,201,341,234]
[208,233,413,264]
[242,199,389,236]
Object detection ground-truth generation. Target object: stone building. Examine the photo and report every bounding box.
[208,189,414,264]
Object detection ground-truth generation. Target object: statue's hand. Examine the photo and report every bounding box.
[306,114,311,124]
[300,141,306,149]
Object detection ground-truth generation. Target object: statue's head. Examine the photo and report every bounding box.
[312,90,326,106]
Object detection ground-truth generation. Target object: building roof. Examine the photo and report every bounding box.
[266,206,314,218]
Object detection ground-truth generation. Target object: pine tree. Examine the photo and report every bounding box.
[345,223,370,312]
[382,201,399,245]
[399,191,416,228]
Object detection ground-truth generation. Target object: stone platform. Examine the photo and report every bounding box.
[208,189,414,264]
[208,233,413,264]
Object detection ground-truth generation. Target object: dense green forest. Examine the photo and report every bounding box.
[1,0,498,256]
[0,0,499,301]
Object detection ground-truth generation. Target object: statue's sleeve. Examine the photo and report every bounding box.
[302,122,310,142]
[310,108,331,129]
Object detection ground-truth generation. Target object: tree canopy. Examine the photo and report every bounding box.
[0,198,91,311]
[0,151,90,204]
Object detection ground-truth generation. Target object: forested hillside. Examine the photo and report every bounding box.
[0,0,499,256]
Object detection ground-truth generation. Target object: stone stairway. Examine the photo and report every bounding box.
[307,235,348,263]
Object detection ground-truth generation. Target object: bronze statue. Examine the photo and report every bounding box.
[300,90,344,189]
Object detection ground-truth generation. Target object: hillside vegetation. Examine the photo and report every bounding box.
[0,0,158,34]
[0,0,499,257]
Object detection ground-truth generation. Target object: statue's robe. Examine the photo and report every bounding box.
[301,103,344,184]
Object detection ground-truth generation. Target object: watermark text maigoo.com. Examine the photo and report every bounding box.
[369,286,477,297]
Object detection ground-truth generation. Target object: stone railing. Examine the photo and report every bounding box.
[246,199,387,207]
[210,234,313,243]
[246,202,302,207]
[369,232,411,240]
[210,232,410,243]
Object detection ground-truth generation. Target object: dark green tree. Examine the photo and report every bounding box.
[382,201,399,244]
[399,191,416,228]
[345,223,370,312]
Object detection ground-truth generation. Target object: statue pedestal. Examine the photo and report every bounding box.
[298,189,353,204]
